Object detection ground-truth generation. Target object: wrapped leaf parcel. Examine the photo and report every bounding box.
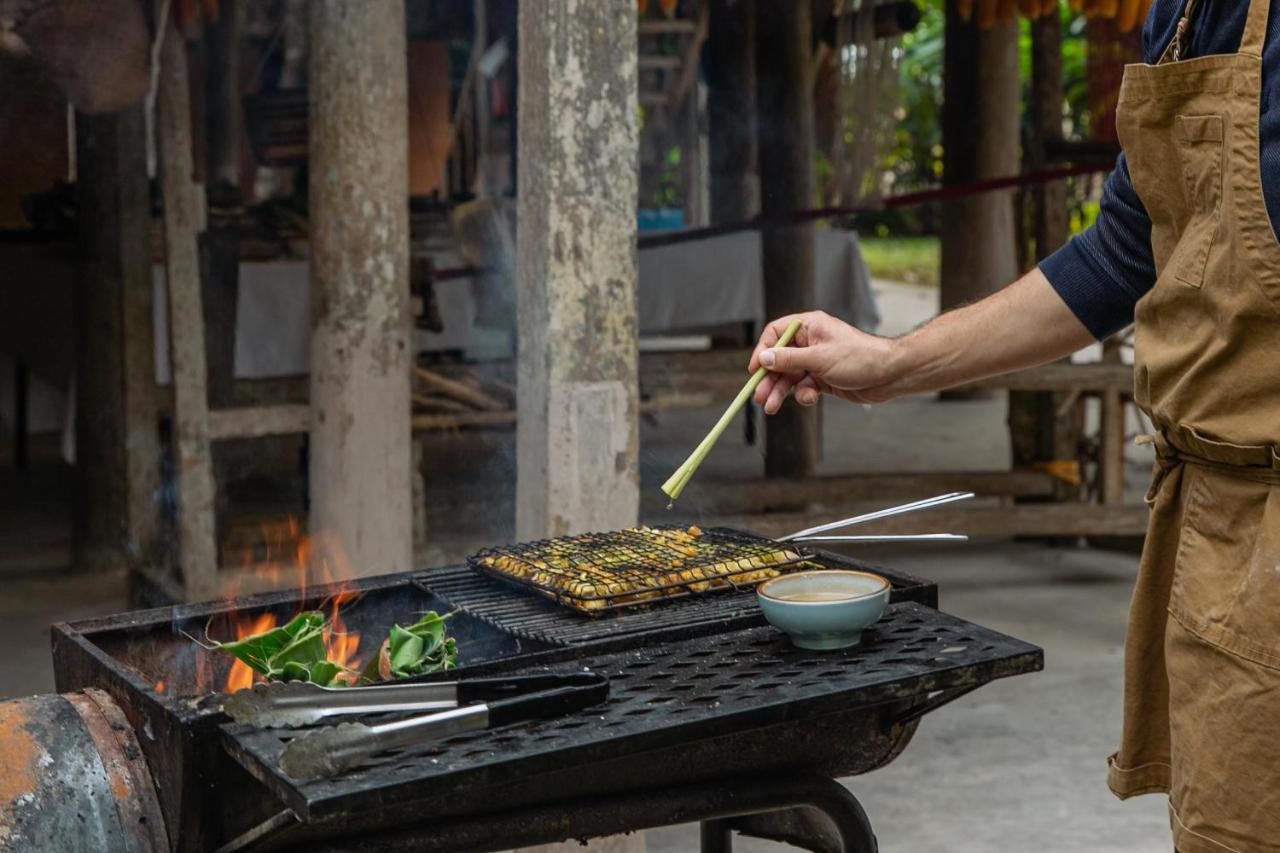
[363,611,459,682]
[202,611,350,687]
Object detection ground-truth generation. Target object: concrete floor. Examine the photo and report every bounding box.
[0,280,1174,850]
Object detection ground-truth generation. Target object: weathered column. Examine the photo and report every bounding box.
[308,1,413,575]
[756,0,817,478]
[940,9,1020,313]
[157,24,219,597]
[74,106,161,572]
[515,0,639,540]
[707,0,757,224]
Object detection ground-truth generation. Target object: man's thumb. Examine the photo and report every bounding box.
[760,345,820,374]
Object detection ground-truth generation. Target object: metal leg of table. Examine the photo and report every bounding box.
[701,818,733,853]
[294,772,877,853]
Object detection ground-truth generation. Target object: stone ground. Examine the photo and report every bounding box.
[0,280,1174,850]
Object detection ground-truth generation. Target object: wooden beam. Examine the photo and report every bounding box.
[641,350,1133,395]
[729,503,1151,539]
[639,55,682,71]
[640,470,1060,515]
[156,25,219,599]
[413,366,506,412]
[207,404,310,440]
[962,362,1133,393]
[639,20,697,35]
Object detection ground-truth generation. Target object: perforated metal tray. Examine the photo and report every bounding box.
[220,602,1042,822]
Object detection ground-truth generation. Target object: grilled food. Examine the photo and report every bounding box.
[471,526,804,613]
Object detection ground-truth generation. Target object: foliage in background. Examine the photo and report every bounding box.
[854,1,1101,239]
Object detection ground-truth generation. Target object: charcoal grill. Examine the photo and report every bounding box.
[44,538,1041,853]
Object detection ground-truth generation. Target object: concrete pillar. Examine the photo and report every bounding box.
[74,106,160,572]
[515,0,640,541]
[756,0,818,478]
[308,1,413,576]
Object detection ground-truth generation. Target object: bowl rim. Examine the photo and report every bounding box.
[756,569,890,605]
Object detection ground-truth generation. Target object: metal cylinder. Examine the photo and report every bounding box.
[0,689,166,852]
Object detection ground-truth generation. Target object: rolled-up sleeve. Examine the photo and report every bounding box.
[1038,152,1157,340]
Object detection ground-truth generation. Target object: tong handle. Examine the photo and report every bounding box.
[486,676,610,727]
[455,673,603,704]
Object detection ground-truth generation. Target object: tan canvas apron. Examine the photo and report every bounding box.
[1110,0,1280,850]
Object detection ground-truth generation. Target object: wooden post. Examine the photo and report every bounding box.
[707,0,756,224]
[74,106,161,573]
[515,0,640,541]
[1009,12,1079,495]
[940,8,1019,315]
[203,0,243,204]
[756,0,817,477]
[1099,337,1126,504]
[308,1,413,576]
[157,22,219,597]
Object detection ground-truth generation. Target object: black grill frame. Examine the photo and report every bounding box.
[220,601,1042,823]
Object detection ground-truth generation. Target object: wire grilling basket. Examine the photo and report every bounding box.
[469,526,808,614]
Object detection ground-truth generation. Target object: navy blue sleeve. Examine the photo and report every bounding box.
[1038,153,1157,340]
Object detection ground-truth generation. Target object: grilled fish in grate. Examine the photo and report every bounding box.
[469,526,805,613]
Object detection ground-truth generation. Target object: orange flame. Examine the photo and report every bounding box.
[210,522,363,694]
[225,611,278,693]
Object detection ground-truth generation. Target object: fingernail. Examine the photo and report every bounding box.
[799,390,816,405]
[760,350,775,367]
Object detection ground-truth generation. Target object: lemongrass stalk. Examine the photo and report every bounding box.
[662,319,803,502]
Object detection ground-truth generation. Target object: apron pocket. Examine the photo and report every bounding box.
[1168,463,1280,670]
[1169,114,1225,289]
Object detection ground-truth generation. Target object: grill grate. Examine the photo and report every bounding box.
[469,526,805,613]
[421,540,936,649]
[219,601,1043,821]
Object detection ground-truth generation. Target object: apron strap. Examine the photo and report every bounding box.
[1242,0,1271,57]
[1162,0,1200,63]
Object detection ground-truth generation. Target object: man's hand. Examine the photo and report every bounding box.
[748,311,899,414]
[747,268,1097,415]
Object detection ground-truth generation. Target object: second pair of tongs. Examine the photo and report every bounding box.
[225,674,610,780]
[223,673,605,728]
[779,491,975,544]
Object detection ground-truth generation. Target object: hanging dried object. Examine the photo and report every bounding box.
[959,0,1153,33]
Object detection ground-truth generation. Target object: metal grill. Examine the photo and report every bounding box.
[469,526,806,613]
[417,548,937,648]
[220,601,1043,822]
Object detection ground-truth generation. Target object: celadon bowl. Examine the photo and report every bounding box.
[757,570,890,651]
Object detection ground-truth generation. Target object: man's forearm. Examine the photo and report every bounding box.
[878,267,1096,397]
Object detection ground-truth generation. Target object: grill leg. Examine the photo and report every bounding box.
[701,819,733,853]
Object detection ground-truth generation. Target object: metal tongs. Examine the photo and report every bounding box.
[779,492,975,544]
[224,674,609,780]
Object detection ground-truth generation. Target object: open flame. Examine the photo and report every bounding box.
[210,523,364,694]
